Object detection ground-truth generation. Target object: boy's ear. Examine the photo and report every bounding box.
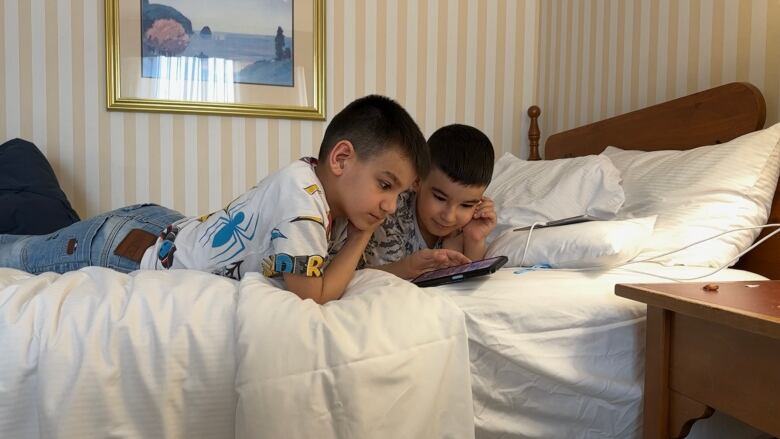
[328,140,355,177]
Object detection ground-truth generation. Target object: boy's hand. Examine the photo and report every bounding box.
[403,248,471,279]
[462,197,497,243]
[346,219,381,243]
[284,219,381,305]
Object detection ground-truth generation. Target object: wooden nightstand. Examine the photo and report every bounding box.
[615,281,780,439]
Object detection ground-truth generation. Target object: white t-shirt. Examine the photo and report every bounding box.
[140,157,331,280]
[329,191,440,268]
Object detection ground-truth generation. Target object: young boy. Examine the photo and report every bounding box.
[0,95,428,304]
[331,124,496,280]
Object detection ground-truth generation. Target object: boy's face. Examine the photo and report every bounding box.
[337,146,417,231]
[416,168,487,238]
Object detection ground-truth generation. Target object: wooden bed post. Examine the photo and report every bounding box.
[527,105,541,160]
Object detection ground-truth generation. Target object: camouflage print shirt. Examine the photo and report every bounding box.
[328,191,442,268]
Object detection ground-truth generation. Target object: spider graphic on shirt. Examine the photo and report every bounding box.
[199,198,258,264]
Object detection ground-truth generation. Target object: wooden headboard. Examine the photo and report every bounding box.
[527,82,779,279]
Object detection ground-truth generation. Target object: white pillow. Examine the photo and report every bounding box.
[485,153,625,240]
[601,122,780,267]
[486,216,656,268]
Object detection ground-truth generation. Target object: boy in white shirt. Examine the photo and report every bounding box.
[0,95,428,304]
[331,124,496,280]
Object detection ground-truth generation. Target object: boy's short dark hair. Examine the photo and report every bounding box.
[428,124,494,187]
[318,95,429,178]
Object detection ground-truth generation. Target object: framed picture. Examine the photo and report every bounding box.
[105,0,325,120]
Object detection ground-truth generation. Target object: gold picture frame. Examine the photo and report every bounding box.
[105,0,325,120]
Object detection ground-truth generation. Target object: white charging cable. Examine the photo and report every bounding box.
[518,221,546,267]
[517,222,780,282]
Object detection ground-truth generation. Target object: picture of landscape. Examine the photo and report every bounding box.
[140,0,294,86]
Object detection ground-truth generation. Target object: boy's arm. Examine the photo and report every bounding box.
[462,238,488,261]
[374,248,471,280]
[461,197,497,260]
[443,232,487,260]
[283,225,372,305]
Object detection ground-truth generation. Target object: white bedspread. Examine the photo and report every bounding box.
[0,267,474,439]
[436,263,768,439]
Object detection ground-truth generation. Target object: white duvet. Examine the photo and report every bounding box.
[2,262,769,439]
[0,268,474,439]
[436,263,768,439]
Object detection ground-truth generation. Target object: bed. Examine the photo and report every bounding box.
[442,81,779,438]
[1,82,778,439]
[537,81,779,281]
[0,268,474,438]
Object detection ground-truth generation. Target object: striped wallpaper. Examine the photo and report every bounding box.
[3,1,779,219]
[537,0,780,152]
[0,0,539,218]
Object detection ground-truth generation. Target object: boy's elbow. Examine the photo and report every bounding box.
[311,294,331,305]
[283,273,339,304]
[304,288,341,305]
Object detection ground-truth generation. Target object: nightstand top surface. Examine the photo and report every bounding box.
[616,280,780,338]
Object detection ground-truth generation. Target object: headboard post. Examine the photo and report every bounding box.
[527,106,541,161]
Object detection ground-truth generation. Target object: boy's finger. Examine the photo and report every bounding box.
[448,251,470,264]
[432,251,449,264]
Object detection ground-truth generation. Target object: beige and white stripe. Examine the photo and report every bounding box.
[9,1,776,220]
[4,0,19,141]
[0,0,539,218]
[538,0,780,152]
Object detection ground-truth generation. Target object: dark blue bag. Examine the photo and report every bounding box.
[0,138,80,234]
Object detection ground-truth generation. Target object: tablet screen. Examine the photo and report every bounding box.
[413,257,504,283]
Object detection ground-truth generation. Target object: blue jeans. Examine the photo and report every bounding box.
[0,204,184,274]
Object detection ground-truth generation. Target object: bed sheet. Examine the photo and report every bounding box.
[0,267,474,439]
[436,263,769,439]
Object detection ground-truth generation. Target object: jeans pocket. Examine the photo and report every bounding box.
[102,207,184,273]
[22,215,109,273]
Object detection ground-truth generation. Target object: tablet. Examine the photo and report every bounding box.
[513,214,604,232]
[411,255,508,288]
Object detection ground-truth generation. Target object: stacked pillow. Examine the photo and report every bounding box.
[486,215,656,269]
[485,122,780,269]
[485,153,625,237]
[601,122,780,267]
[485,153,640,268]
